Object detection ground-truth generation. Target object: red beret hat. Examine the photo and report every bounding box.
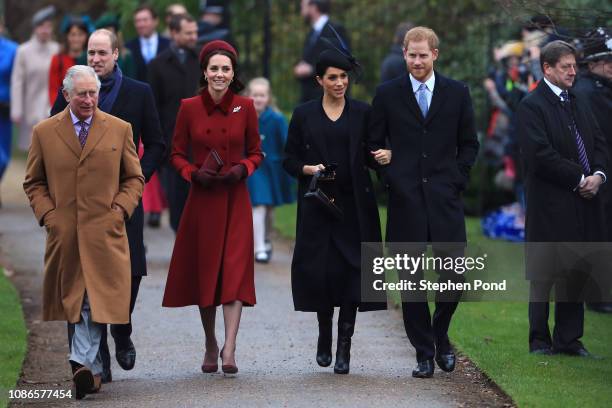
[199,40,238,66]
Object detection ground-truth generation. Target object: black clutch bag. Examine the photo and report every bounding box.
[304,165,343,220]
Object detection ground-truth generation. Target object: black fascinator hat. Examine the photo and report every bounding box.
[315,25,363,81]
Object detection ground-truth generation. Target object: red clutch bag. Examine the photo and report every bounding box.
[200,149,224,173]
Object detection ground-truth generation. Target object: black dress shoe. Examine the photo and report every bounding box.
[556,347,593,358]
[101,366,112,383]
[147,212,161,228]
[530,347,553,355]
[587,302,612,314]
[412,359,434,378]
[435,351,456,372]
[115,337,136,370]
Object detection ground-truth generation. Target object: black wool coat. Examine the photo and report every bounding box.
[517,80,608,280]
[283,98,384,312]
[368,72,479,243]
[573,72,612,238]
[51,77,166,277]
[147,47,200,149]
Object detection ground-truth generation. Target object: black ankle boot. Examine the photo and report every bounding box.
[334,321,354,374]
[316,314,332,367]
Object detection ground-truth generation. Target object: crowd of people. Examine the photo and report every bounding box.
[1,0,611,400]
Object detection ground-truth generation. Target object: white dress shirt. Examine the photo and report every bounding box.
[139,32,159,63]
[69,109,92,138]
[409,72,436,109]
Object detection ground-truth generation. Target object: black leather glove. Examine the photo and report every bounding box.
[191,168,220,188]
[219,164,247,185]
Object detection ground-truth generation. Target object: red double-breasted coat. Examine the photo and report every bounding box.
[162,89,263,308]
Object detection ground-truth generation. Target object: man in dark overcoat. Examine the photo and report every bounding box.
[51,29,165,382]
[148,13,200,232]
[294,0,350,103]
[125,4,170,82]
[368,26,479,378]
[517,40,607,356]
[573,27,612,314]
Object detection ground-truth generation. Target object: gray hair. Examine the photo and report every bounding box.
[62,65,101,95]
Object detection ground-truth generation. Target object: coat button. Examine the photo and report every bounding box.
[423,129,427,134]
[422,177,428,183]
[422,153,428,158]
[206,129,211,134]
[305,144,310,149]
[363,165,368,171]
[222,128,227,133]
[365,187,370,193]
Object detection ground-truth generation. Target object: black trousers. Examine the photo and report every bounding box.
[68,276,142,371]
[397,244,464,362]
[528,274,586,352]
[160,163,189,232]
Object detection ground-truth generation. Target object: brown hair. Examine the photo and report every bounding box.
[91,29,119,52]
[540,40,577,71]
[199,50,245,93]
[403,26,439,50]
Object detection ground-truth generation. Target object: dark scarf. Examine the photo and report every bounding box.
[98,65,123,113]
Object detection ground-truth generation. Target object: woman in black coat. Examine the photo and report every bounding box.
[283,48,385,375]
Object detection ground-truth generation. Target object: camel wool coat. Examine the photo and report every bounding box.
[23,107,144,324]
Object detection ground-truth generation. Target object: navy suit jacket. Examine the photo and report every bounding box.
[125,35,171,82]
[368,72,479,243]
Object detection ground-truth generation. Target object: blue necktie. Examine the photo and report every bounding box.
[417,83,429,118]
[560,90,590,175]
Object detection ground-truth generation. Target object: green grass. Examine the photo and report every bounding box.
[274,203,612,407]
[0,268,27,408]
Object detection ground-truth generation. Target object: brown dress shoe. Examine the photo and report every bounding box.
[73,367,94,400]
[89,374,102,393]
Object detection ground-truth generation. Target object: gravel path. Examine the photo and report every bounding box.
[1,158,509,407]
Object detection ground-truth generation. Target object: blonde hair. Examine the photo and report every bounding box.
[403,26,439,50]
[246,77,279,111]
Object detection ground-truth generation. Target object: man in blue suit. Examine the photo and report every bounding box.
[368,26,479,378]
[51,28,165,383]
[125,4,170,82]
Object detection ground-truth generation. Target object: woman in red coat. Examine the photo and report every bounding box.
[162,41,263,375]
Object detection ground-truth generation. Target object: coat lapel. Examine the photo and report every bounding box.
[80,108,109,163]
[424,73,449,125]
[399,74,423,123]
[54,108,82,158]
[305,100,330,163]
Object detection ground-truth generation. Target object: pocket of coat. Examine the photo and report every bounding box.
[108,210,126,237]
[44,209,58,232]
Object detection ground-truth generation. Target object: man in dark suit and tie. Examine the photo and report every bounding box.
[148,13,201,232]
[51,29,166,382]
[125,4,170,82]
[294,0,350,103]
[368,26,479,378]
[516,40,607,357]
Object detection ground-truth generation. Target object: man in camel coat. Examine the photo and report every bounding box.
[23,65,144,399]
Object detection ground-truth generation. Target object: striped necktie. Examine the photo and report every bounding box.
[78,120,90,148]
[560,90,590,175]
